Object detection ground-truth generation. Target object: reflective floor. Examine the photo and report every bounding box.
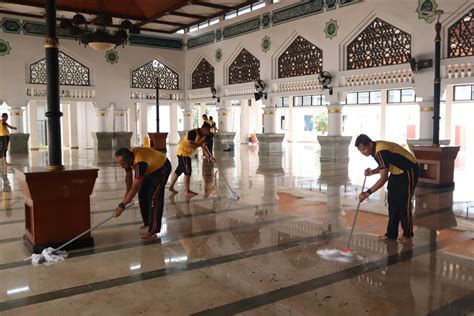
[0,143,473,315]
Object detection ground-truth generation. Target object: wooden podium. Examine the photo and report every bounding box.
[148,132,168,152]
[15,165,99,253]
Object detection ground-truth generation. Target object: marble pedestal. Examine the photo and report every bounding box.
[407,139,450,148]
[214,132,236,151]
[256,133,285,154]
[92,132,114,150]
[115,132,133,149]
[9,133,30,154]
[15,165,98,253]
[317,136,352,162]
[148,132,168,152]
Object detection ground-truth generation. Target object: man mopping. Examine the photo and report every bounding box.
[355,134,419,243]
[168,122,212,196]
[114,147,172,240]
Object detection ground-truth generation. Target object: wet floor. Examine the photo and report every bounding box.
[0,143,473,315]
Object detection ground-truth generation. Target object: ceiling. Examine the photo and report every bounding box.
[0,0,260,34]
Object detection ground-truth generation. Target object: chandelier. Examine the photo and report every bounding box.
[60,0,140,51]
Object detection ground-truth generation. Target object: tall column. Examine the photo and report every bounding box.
[95,108,108,132]
[419,100,434,140]
[169,103,179,144]
[28,101,39,150]
[9,108,24,133]
[380,89,387,139]
[183,107,193,131]
[327,104,342,136]
[217,100,232,132]
[214,99,236,152]
[62,103,70,148]
[444,85,453,140]
[263,97,277,134]
[257,96,285,154]
[45,0,62,169]
[288,95,294,142]
[8,107,30,154]
[240,98,249,143]
[69,102,78,149]
[115,109,127,132]
[92,106,113,150]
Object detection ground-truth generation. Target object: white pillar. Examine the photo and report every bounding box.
[288,96,294,142]
[28,101,39,149]
[95,108,108,132]
[380,89,387,139]
[9,107,24,133]
[138,103,148,144]
[217,100,232,132]
[69,102,78,148]
[240,98,250,143]
[169,103,179,144]
[62,104,70,148]
[263,98,277,134]
[418,100,434,140]
[115,109,127,132]
[444,85,453,140]
[327,104,342,136]
[183,107,193,131]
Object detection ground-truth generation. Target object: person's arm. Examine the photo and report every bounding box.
[114,162,147,217]
[125,168,133,192]
[4,122,16,130]
[359,150,392,202]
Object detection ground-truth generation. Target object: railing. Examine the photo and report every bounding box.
[129,89,184,101]
[342,69,413,87]
[26,86,96,99]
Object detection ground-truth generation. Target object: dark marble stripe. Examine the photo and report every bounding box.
[427,292,474,316]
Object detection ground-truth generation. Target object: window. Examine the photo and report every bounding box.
[454,85,474,101]
[199,21,209,29]
[278,36,323,78]
[225,11,237,20]
[346,91,381,104]
[448,9,473,58]
[189,25,198,32]
[293,95,325,106]
[225,2,265,20]
[175,29,184,34]
[209,18,219,26]
[239,5,251,14]
[231,100,241,106]
[272,0,281,3]
[228,48,260,85]
[276,96,289,107]
[387,89,416,103]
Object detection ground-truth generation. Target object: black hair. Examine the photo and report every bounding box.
[201,122,212,129]
[115,148,133,161]
[1,113,7,117]
[355,134,373,147]
[209,116,213,120]
[202,114,208,118]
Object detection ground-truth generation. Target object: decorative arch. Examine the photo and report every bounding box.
[278,35,323,78]
[131,60,179,90]
[228,48,260,85]
[448,9,473,58]
[192,58,214,90]
[30,51,90,86]
[346,18,411,70]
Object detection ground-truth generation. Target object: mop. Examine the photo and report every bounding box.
[203,146,240,200]
[25,202,135,265]
[317,176,367,263]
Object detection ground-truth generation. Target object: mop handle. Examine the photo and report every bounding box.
[202,145,235,193]
[345,175,367,250]
[54,202,135,252]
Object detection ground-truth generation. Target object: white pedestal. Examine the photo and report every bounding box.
[317,135,352,162]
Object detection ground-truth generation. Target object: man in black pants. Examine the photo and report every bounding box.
[114,147,172,240]
[356,134,419,243]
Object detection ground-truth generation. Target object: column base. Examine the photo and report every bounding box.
[148,132,168,152]
[414,186,456,230]
[410,145,460,188]
[214,132,236,152]
[92,132,114,150]
[317,136,352,162]
[256,133,285,154]
[317,160,350,185]
[257,152,284,174]
[9,133,30,154]
[115,132,133,149]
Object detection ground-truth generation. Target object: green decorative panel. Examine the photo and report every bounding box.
[416,0,438,23]
[215,29,222,41]
[262,13,271,28]
[215,48,223,63]
[0,39,12,56]
[187,31,215,49]
[261,36,271,53]
[325,0,337,10]
[22,21,78,39]
[105,50,119,64]
[272,1,324,25]
[339,0,361,7]
[325,19,338,39]
[1,18,22,34]
[223,17,260,39]
[128,34,184,50]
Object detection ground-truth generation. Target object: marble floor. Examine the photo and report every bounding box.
[0,143,473,315]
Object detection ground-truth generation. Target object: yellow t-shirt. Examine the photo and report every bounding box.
[0,122,9,136]
[131,147,167,178]
[373,141,417,175]
[176,129,205,157]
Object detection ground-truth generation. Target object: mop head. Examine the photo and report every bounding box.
[317,248,364,263]
[228,191,240,200]
[27,247,68,266]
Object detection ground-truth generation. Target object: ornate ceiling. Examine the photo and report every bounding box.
[0,0,259,34]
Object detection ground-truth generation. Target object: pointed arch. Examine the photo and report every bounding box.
[278,35,323,78]
[448,8,473,58]
[192,58,214,90]
[131,60,179,90]
[29,51,90,86]
[346,17,411,70]
[228,48,260,85]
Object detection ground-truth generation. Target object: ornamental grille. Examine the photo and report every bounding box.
[30,52,90,86]
[278,36,323,78]
[228,48,260,85]
[131,60,179,90]
[448,9,474,58]
[192,58,214,89]
[347,18,411,70]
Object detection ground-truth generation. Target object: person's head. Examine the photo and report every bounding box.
[355,134,374,157]
[202,114,208,121]
[209,116,214,121]
[1,113,7,121]
[115,148,134,169]
[199,122,212,135]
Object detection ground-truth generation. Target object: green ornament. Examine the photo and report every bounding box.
[261,36,271,53]
[215,48,223,63]
[105,50,119,64]
[324,19,338,39]
[0,39,11,56]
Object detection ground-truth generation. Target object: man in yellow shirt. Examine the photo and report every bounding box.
[356,134,419,243]
[114,147,172,240]
[168,122,212,196]
[1,113,17,166]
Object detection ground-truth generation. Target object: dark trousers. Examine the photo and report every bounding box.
[0,136,8,158]
[138,159,172,234]
[206,133,214,155]
[386,164,419,239]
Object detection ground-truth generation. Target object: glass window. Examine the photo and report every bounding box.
[312,95,322,106]
[209,18,219,25]
[370,91,381,103]
[358,92,370,104]
[199,22,209,29]
[225,11,237,20]
[283,96,289,107]
[252,2,266,10]
[303,95,312,106]
[189,25,198,32]
[175,29,184,34]
[239,5,251,14]
[454,85,472,100]
[321,95,326,105]
[346,92,358,104]
[231,100,241,106]
[388,90,401,103]
[401,89,415,102]
[272,0,280,2]
[294,96,302,106]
